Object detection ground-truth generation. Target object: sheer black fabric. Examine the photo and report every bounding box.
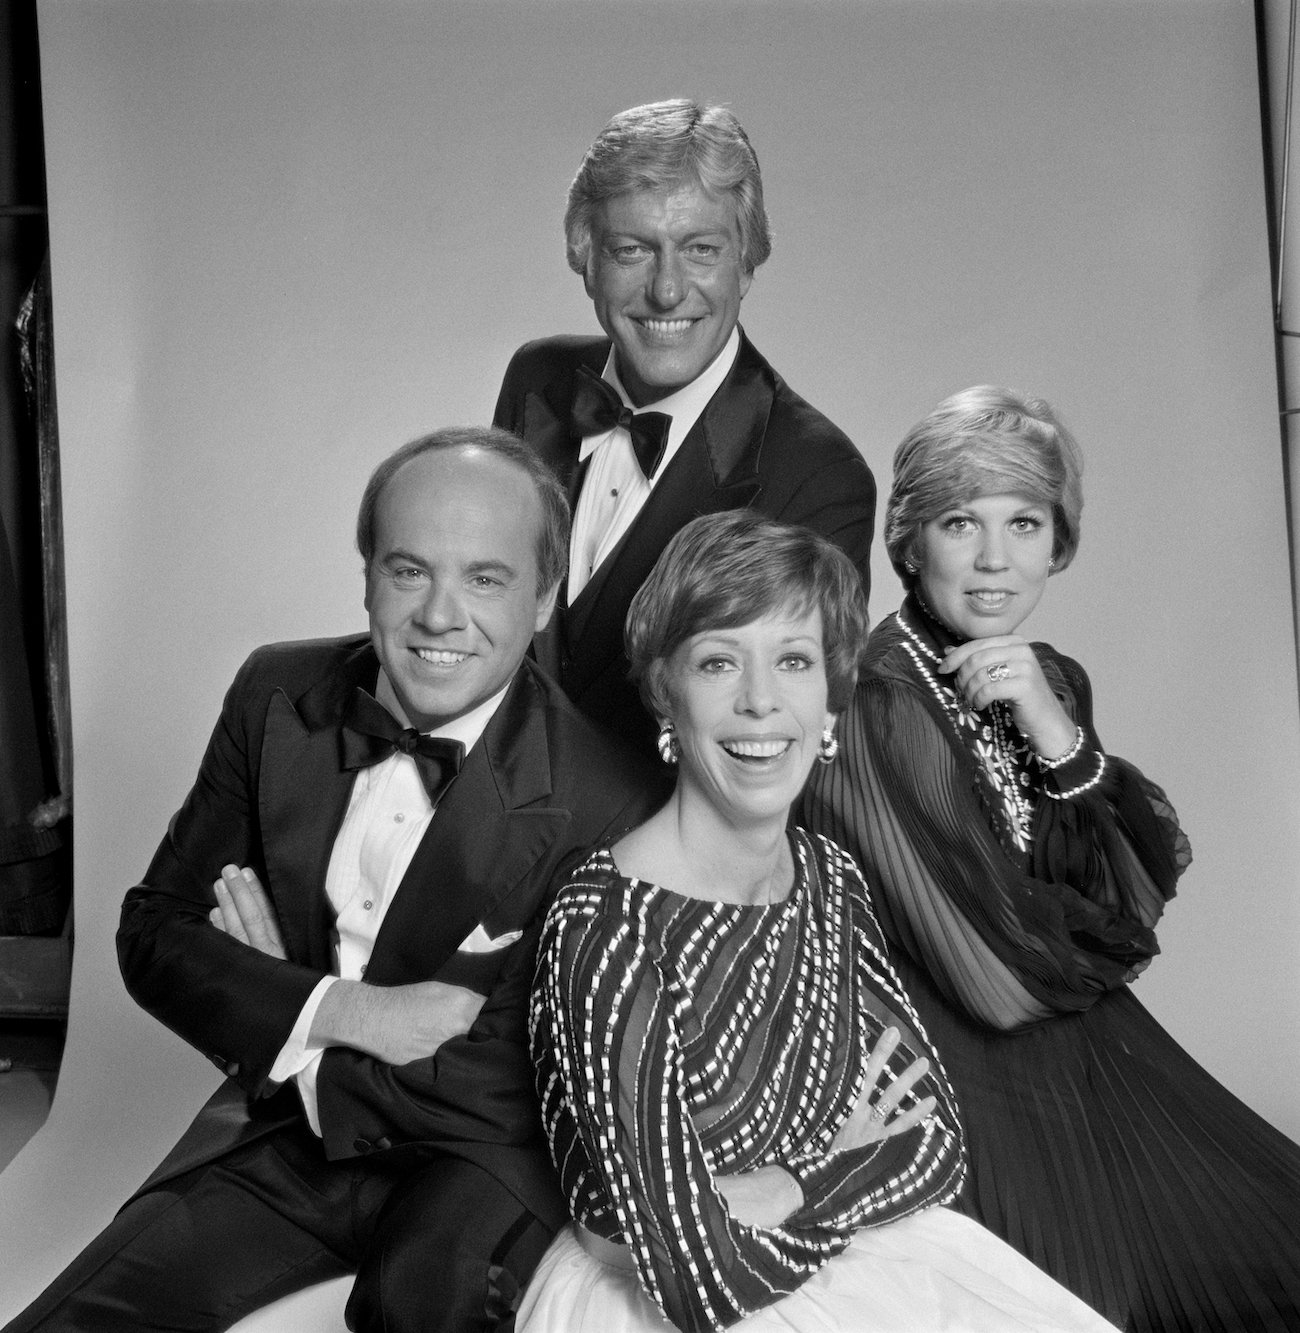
[800,600,1300,1331]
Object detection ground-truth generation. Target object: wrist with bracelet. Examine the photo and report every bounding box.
[1037,725,1085,770]
[1036,725,1107,800]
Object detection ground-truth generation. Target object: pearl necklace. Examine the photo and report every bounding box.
[894,610,1036,852]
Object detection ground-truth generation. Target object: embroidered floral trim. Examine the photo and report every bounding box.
[895,611,1036,853]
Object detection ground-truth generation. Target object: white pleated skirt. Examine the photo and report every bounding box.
[516,1207,1119,1333]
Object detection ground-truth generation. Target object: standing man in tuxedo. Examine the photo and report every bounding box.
[6,427,663,1333]
[494,98,876,752]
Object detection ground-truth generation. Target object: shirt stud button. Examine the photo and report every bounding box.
[363,899,373,911]
[394,812,405,823]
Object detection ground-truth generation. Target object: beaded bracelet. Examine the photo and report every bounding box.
[1042,750,1107,801]
[1037,725,1085,770]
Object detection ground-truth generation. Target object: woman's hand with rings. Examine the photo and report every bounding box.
[831,1026,937,1152]
[938,635,1076,760]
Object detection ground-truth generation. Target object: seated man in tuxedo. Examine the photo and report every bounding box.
[494,98,876,752]
[6,427,664,1333]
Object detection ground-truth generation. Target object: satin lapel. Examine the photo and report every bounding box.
[519,338,607,507]
[564,334,774,695]
[524,354,598,676]
[689,330,776,497]
[258,643,377,972]
[523,388,584,506]
[523,388,580,678]
[364,667,570,985]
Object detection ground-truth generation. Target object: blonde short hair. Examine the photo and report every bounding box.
[885,385,1084,586]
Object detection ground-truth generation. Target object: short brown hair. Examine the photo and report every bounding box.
[625,511,868,718]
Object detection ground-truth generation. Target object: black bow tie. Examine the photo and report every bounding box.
[570,366,672,480]
[340,688,465,805]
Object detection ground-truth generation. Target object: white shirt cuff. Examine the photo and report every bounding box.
[268,976,335,1137]
[293,1049,327,1137]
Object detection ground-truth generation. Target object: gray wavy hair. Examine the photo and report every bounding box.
[564,99,772,276]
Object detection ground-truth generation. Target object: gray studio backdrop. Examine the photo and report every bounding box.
[2,0,1296,1317]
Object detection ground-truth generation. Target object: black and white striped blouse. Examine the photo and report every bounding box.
[530,829,965,1333]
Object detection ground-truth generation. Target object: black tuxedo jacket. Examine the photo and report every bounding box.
[493,330,876,749]
[117,639,664,1228]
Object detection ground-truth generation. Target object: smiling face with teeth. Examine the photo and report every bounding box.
[665,605,833,829]
[584,182,753,408]
[914,492,1055,641]
[364,447,559,732]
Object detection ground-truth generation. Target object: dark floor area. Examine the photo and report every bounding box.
[0,1018,64,1173]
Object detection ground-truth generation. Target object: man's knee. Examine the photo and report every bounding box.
[348,1159,553,1333]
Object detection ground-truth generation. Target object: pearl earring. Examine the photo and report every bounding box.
[817,726,839,764]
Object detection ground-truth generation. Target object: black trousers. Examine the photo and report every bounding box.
[3,1123,553,1333]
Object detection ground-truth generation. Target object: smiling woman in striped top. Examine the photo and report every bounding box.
[518,510,1117,1333]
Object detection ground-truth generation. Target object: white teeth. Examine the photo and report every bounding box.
[723,739,790,759]
[414,649,466,665]
[640,318,694,334]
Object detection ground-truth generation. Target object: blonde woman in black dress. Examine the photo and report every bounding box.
[801,386,1300,1332]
